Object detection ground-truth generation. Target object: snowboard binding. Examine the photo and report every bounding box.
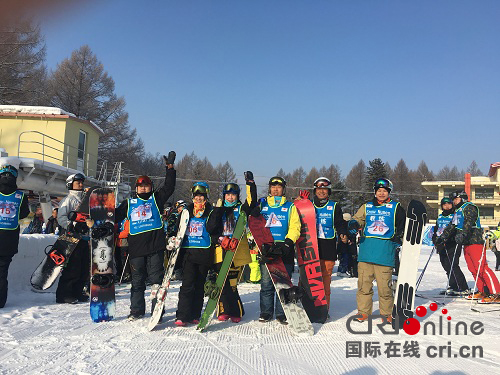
[220,236,239,251]
[91,274,114,288]
[91,222,115,239]
[279,286,304,304]
[204,280,220,299]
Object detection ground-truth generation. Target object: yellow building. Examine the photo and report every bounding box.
[421,163,500,227]
[0,105,103,177]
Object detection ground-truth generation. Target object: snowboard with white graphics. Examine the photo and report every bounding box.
[148,209,190,331]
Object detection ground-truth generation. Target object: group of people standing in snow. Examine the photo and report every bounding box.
[1,158,499,326]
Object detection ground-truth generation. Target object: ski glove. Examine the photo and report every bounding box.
[347,219,360,235]
[455,231,466,245]
[277,238,294,256]
[244,171,254,183]
[250,205,261,217]
[163,151,176,166]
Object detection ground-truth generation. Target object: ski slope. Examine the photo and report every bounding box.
[1,235,499,374]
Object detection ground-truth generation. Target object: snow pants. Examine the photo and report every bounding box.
[260,262,294,318]
[463,244,500,295]
[56,240,90,302]
[0,255,14,308]
[218,266,245,318]
[129,250,164,315]
[438,245,469,292]
[357,262,393,316]
[176,259,210,322]
[320,259,335,309]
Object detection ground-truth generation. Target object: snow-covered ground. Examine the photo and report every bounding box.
[1,235,499,374]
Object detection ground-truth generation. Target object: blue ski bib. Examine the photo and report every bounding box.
[363,201,398,240]
[314,201,337,239]
[128,195,163,235]
[0,190,24,230]
[260,200,292,242]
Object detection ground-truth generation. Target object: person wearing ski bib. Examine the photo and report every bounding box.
[175,182,219,326]
[311,177,348,311]
[491,222,500,271]
[115,152,176,320]
[56,173,92,304]
[0,165,29,308]
[209,172,257,323]
[348,178,405,323]
[253,176,301,325]
[439,191,500,304]
[432,197,469,296]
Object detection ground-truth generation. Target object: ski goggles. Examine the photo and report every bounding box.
[0,165,18,178]
[135,176,152,186]
[192,184,209,196]
[73,173,85,181]
[314,179,331,188]
[269,177,286,186]
[440,197,452,205]
[374,178,393,191]
[223,183,240,195]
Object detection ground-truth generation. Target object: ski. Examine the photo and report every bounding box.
[148,209,189,331]
[248,215,313,336]
[391,200,427,328]
[197,211,248,332]
[294,191,328,323]
[89,188,116,323]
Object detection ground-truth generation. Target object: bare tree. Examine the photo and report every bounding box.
[467,160,483,176]
[0,19,47,105]
[47,45,144,171]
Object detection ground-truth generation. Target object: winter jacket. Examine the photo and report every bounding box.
[57,190,84,230]
[352,198,406,267]
[0,182,29,256]
[440,201,484,246]
[313,197,348,261]
[115,167,176,258]
[432,208,456,252]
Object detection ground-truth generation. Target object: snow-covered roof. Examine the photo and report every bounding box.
[0,105,104,135]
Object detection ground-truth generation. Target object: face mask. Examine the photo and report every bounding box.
[224,200,238,207]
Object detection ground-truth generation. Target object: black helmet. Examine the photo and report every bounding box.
[222,182,240,196]
[0,165,18,178]
[66,173,86,190]
[373,178,393,193]
[449,190,468,202]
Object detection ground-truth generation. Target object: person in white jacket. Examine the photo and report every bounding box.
[56,173,90,304]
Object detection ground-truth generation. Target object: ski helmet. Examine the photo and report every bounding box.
[440,197,452,206]
[449,190,468,202]
[175,200,186,209]
[222,182,240,196]
[0,165,18,178]
[66,173,86,190]
[373,178,393,193]
[313,177,332,194]
[192,181,209,198]
[135,175,153,190]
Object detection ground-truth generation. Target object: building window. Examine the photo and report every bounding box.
[443,187,461,198]
[78,131,86,159]
[475,188,494,200]
[479,207,494,219]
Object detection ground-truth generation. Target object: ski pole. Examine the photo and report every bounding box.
[469,240,488,310]
[443,244,459,304]
[416,246,436,291]
[119,254,130,285]
[443,244,464,296]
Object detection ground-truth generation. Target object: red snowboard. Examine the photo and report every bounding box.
[294,191,328,323]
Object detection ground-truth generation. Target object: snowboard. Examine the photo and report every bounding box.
[294,191,328,323]
[89,188,116,323]
[248,214,314,336]
[30,186,97,291]
[148,209,190,331]
[391,200,427,328]
[197,211,248,332]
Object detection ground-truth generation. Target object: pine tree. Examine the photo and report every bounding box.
[365,158,388,192]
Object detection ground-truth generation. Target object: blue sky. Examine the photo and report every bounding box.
[40,1,500,180]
